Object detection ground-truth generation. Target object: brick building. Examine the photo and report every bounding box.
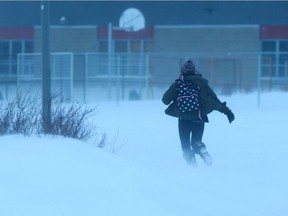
[0,1,288,100]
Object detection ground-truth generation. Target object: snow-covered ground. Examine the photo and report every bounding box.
[0,91,287,216]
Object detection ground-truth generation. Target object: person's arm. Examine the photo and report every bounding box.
[162,82,177,105]
[202,81,235,123]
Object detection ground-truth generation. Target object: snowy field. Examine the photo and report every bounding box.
[0,91,287,216]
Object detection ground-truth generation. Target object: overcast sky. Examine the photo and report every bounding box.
[0,1,287,27]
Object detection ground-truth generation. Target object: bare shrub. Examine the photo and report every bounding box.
[0,93,100,143]
[46,96,97,141]
[0,93,40,136]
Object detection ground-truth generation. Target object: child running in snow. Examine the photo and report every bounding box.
[162,59,235,166]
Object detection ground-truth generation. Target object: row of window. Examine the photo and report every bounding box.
[0,39,153,58]
[261,40,288,78]
[0,40,34,75]
[1,39,288,78]
[0,40,33,59]
[262,40,288,52]
[0,39,152,75]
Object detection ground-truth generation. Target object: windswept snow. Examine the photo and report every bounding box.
[0,92,287,216]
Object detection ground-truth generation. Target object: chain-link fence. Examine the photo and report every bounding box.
[17,52,73,101]
[0,51,286,102]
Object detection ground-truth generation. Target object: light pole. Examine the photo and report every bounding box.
[107,23,133,102]
[41,1,51,133]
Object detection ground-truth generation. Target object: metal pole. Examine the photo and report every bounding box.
[41,1,51,133]
[108,22,112,100]
[116,55,121,105]
[145,54,149,99]
[257,53,261,108]
[84,53,87,103]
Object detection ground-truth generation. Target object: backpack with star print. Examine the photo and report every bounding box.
[176,76,200,114]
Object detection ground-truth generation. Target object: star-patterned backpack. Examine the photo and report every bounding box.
[176,76,200,114]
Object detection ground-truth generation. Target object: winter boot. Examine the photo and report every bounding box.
[183,150,197,166]
[194,142,213,166]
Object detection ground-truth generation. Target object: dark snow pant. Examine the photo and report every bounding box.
[178,118,205,155]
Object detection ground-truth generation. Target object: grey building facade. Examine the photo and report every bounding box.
[0,1,288,100]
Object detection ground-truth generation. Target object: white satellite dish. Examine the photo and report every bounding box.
[119,8,145,31]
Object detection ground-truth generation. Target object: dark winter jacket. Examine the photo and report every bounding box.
[162,74,230,122]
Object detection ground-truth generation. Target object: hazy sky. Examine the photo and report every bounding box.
[0,1,287,27]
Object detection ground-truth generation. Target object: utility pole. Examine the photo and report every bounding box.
[41,1,51,133]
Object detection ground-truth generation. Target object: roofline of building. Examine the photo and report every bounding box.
[34,25,98,29]
[154,25,260,29]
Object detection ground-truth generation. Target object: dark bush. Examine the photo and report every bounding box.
[0,93,100,143]
[0,93,40,136]
[47,96,97,141]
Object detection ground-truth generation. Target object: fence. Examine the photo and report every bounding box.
[0,51,286,102]
[82,53,149,103]
[17,52,73,101]
[15,52,150,102]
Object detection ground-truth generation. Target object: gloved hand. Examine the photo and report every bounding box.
[225,109,235,123]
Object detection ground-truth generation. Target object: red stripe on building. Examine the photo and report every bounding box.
[261,26,288,39]
[0,27,34,39]
[98,26,154,39]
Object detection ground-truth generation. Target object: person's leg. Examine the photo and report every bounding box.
[190,121,213,166]
[178,118,196,165]
[178,118,192,153]
[190,121,205,154]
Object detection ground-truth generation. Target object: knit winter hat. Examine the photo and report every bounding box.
[181,60,196,74]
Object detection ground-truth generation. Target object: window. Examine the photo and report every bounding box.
[279,54,288,77]
[0,41,9,75]
[280,41,288,52]
[0,40,34,75]
[144,41,153,52]
[262,41,276,52]
[24,41,34,53]
[115,41,127,53]
[99,41,108,52]
[261,40,288,78]
[0,41,9,60]
[262,54,275,64]
[131,41,141,52]
[12,41,22,59]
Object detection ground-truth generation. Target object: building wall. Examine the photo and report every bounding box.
[34,26,98,53]
[154,25,259,52]
[151,25,260,91]
[30,25,262,92]
[4,24,284,95]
